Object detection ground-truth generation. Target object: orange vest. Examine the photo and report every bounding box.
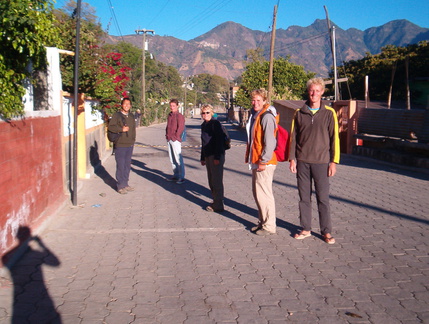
[246,104,279,165]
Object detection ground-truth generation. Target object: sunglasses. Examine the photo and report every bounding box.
[201,112,211,115]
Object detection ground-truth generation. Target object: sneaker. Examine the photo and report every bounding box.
[176,179,185,184]
[118,188,128,195]
[125,186,135,192]
[255,228,275,236]
[167,177,178,182]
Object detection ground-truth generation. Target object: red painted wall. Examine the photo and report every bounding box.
[0,116,66,259]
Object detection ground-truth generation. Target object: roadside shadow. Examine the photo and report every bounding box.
[90,142,117,190]
[131,158,298,234]
[340,154,429,181]
[2,226,62,324]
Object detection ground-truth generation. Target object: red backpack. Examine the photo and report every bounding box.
[274,124,289,162]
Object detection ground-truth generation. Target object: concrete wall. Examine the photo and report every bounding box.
[0,116,66,257]
[0,47,108,259]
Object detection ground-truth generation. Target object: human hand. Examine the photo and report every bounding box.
[328,162,337,177]
[289,160,297,173]
[257,163,266,172]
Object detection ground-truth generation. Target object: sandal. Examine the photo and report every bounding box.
[323,234,336,244]
[293,231,311,240]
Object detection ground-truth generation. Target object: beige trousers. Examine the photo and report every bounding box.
[252,166,277,233]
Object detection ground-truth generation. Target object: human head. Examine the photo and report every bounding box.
[250,89,268,112]
[169,98,179,112]
[306,77,325,107]
[306,77,325,92]
[201,104,214,122]
[121,98,131,112]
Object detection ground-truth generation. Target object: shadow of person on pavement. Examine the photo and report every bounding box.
[131,158,298,234]
[90,142,117,190]
[2,226,62,324]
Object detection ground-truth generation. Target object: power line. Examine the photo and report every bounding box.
[147,0,172,27]
[106,0,124,41]
[273,31,329,55]
[175,0,230,39]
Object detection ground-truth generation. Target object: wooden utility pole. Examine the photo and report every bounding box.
[267,5,277,103]
[135,29,154,116]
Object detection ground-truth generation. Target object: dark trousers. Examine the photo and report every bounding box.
[115,146,133,190]
[296,161,332,235]
[205,155,225,210]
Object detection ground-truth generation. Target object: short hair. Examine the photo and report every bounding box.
[250,89,268,102]
[121,98,131,105]
[306,77,325,92]
[201,104,214,114]
[170,98,179,105]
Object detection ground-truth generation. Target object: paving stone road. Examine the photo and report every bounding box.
[1,115,428,323]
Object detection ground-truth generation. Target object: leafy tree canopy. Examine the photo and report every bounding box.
[338,41,429,104]
[54,0,106,96]
[235,49,315,109]
[0,0,60,118]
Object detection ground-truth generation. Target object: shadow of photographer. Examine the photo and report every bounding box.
[2,226,62,324]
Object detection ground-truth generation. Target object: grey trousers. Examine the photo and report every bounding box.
[296,161,332,235]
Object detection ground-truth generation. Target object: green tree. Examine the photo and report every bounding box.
[103,41,144,106]
[235,50,315,109]
[0,0,60,118]
[93,52,131,116]
[54,1,106,96]
[104,41,183,125]
[190,74,229,107]
[339,42,429,105]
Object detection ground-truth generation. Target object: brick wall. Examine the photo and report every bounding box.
[0,116,66,258]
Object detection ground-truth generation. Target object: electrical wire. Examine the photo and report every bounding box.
[175,0,231,40]
[106,0,124,41]
[273,31,329,55]
[147,0,172,28]
[336,40,352,99]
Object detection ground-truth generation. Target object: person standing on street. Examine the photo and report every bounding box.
[200,104,225,212]
[245,89,279,235]
[108,98,136,194]
[166,98,186,184]
[135,109,142,127]
[289,77,340,244]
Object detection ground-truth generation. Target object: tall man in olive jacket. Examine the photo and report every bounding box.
[289,77,340,244]
[108,98,136,194]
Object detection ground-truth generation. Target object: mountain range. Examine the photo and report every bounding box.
[104,19,429,80]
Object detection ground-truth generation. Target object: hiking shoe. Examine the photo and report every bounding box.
[176,179,185,184]
[118,188,128,195]
[167,177,178,182]
[255,228,275,236]
[125,186,135,192]
[251,225,262,233]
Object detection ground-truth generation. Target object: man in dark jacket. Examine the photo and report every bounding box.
[108,98,136,194]
[289,77,340,244]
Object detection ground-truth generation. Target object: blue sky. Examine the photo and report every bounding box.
[55,0,429,41]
